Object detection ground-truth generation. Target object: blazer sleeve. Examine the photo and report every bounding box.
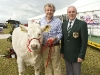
[78,22,88,59]
[60,23,64,54]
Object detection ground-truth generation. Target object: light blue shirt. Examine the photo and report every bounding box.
[40,16,62,45]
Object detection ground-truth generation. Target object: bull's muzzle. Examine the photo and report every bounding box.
[31,44,38,50]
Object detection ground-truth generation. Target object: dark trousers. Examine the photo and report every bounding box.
[65,60,81,75]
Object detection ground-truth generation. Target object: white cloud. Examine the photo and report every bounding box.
[0,0,77,23]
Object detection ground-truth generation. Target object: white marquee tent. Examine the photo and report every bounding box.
[28,0,100,20]
[54,0,100,16]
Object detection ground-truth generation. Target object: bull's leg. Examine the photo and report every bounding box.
[34,65,40,75]
[33,52,43,75]
[17,57,25,75]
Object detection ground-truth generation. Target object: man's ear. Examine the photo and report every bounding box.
[19,25,28,32]
[42,24,51,32]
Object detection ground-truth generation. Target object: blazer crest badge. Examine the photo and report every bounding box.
[73,32,79,38]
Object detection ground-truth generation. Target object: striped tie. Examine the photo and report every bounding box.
[67,22,72,36]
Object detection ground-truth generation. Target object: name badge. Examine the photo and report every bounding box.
[73,32,79,38]
[44,24,51,32]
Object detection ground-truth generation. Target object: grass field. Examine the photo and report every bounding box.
[0,39,100,75]
[0,28,10,34]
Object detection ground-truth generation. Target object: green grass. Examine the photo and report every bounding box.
[0,39,44,75]
[0,39,100,75]
[0,28,10,34]
[0,39,12,54]
[82,47,100,75]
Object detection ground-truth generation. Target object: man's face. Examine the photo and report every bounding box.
[67,7,77,21]
[45,6,54,18]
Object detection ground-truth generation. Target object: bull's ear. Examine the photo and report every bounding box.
[42,24,51,32]
[19,25,28,32]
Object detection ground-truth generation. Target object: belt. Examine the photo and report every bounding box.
[54,42,60,46]
[42,42,60,46]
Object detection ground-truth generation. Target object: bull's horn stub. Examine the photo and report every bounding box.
[20,27,24,31]
[45,25,51,32]
[19,25,24,31]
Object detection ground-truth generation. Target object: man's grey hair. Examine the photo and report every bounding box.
[44,3,56,12]
[67,6,77,13]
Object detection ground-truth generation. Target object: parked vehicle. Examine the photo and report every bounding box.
[0,23,7,28]
[0,27,3,32]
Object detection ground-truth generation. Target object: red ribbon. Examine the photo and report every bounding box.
[27,38,42,52]
[40,39,55,68]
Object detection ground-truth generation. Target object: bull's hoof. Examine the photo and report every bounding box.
[19,72,24,75]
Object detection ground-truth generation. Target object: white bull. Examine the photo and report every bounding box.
[12,22,49,75]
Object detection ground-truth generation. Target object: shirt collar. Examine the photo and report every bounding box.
[69,18,76,23]
[44,16,54,24]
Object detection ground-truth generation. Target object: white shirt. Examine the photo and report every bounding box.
[67,18,76,30]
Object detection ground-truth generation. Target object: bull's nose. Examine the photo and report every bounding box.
[31,44,37,50]
[31,44,37,47]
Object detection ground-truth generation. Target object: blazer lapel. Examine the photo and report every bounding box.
[63,21,68,34]
[68,19,78,38]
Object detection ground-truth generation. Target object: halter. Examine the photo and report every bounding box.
[27,38,42,52]
[40,39,55,68]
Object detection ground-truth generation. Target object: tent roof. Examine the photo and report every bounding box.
[54,0,100,16]
[77,0,100,12]
[28,0,100,20]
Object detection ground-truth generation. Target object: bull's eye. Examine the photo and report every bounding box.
[28,34,30,37]
[38,33,41,37]
[36,21,39,24]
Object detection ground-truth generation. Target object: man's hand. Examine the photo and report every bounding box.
[48,37,57,42]
[61,54,64,58]
[77,58,83,62]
